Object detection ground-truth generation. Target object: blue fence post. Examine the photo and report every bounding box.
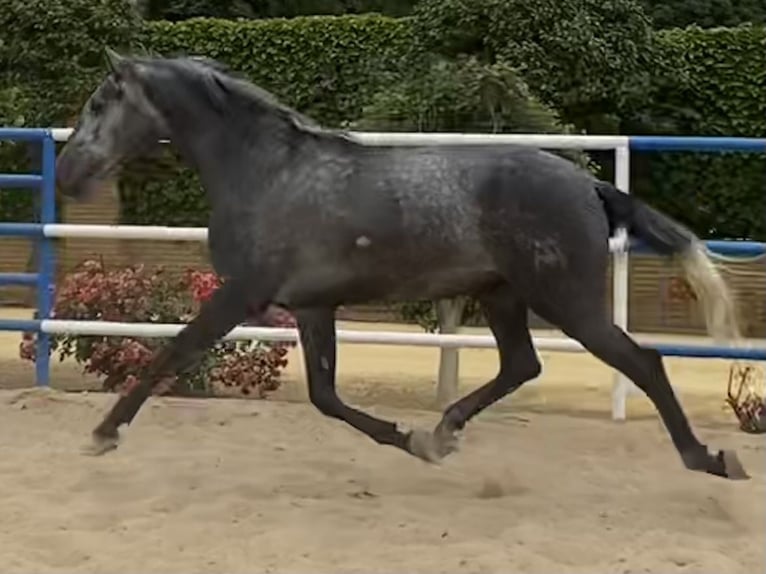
[34,131,56,387]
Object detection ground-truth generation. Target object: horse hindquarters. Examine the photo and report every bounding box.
[501,221,747,479]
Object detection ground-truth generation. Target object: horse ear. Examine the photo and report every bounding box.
[104,47,125,72]
[104,47,144,85]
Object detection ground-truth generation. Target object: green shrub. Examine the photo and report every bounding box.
[0,9,762,242]
[631,25,766,240]
[143,15,414,126]
[0,0,144,223]
[138,0,419,21]
[119,14,414,226]
[411,0,655,133]
[639,0,765,29]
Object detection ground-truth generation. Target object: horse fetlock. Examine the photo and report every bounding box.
[441,404,468,432]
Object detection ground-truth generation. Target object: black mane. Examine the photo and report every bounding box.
[138,55,353,143]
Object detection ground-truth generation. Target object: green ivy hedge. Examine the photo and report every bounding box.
[0,0,143,224]
[120,14,415,226]
[410,0,655,134]
[143,15,414,127]
[122,19,765,239]
[631,24,765,240]
[0,9,763,240]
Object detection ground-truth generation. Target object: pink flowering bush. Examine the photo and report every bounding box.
[20,260,296,397]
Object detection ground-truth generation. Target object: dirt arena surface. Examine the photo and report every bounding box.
[0,310,764,573]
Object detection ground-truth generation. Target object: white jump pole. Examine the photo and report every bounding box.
[40,319,590,351]
[611,144,637,421]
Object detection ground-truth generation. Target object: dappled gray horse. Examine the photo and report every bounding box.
[56,50,748,480]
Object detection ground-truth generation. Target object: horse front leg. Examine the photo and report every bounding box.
[296,307,424,456]
[86,277,262,455]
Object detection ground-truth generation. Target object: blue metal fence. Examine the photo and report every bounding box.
[0,128,56,386]
[629,135,766,153]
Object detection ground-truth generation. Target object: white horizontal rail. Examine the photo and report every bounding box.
[350,132,628,149]
[41,319,766,353]
[45,224,208,241]
[43,224,629,251]
[51,127,628,150]
[51,128,72,142]
[40,319,584,351]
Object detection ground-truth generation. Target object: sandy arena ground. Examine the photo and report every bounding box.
[0,308,764,573]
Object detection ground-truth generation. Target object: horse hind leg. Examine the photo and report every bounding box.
[295,307,416,453]
[409,284,542,462]
[532,291,749,480]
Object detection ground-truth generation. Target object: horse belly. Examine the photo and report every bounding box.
[390,267,500,301]
[274,253,498,309]
[274,264,391,308]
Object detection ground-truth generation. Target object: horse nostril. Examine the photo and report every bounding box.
[55,159,77,193]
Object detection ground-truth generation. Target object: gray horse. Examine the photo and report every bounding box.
[55,49,748,480]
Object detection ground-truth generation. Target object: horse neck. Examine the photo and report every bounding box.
[159,100,305,203]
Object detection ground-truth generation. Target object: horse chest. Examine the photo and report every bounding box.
[206,211,261,277]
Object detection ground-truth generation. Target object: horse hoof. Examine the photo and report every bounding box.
[720,450,749,480]
[407,426,459,464]
[433,422,460,457]
[82,430,120,456]
[407,429,442,463]
[407,430,456,464]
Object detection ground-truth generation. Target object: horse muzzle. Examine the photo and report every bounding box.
[55,145,113,201]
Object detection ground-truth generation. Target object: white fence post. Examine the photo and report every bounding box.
[611,143,636,420]
[435,299,465,408]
